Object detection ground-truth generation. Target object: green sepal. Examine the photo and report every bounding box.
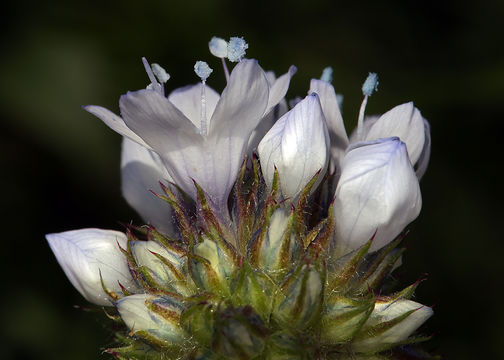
[212,305,269,360]
[180,301,215,347]
[158,181,196,246]
[307,200,334,253]
[326,236,373,295]
[235,156,260,256]
[106,339,164,360]
[292,169,322,240]
[100,269,121,302]
[230,262,276,322]
[320,294,375,344]
[273,260,325,330]
[146,225,186,253]
[248,192,280,268]
[351,233,406,292]
[193,180,239,264]
[190,236,236,297]
[264,331,311,360]
[353,308,420,345]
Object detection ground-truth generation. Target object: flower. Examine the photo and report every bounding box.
[333,137,422,255]
[47,37,434,359]
[86,57,295,214]
[46,229,139,306]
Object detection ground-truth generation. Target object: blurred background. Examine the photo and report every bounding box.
[1,0,502,359]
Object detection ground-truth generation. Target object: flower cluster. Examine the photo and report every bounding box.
[47,36,433,359]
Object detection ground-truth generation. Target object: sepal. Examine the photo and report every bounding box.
[230,262,276,321]
[190,236,237,296]
[352,299,433,353]
[273,260,325,329]
[116,294,186,348]
[212,305,269,359]
[320,294,375,344]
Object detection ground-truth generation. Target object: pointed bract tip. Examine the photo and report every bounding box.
[362,72,379,96]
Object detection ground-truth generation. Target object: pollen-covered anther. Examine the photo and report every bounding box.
[227,36,248,62]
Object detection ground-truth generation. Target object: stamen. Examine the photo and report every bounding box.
[221,57,230,83]
[151,63,170,84]
[362,72,379,97]
[357,72,379,139]
[209,37,228,58]
[320,66,333,83]
[142,57,163,95]
[194,61,213,81]
[194,61,213,136]
[227,36,248,62]
[209,36,230,82]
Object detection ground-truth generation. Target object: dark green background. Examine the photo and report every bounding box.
[2,0,502,359]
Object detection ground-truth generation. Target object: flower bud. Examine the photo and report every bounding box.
[320,295,375,344]
[191,236,236,296]
[116,293,186,345]
[334,138,422,255]
[46,228,139,306]
[255,208,297,273]
[258,93,329,200]
[130,240,191,296]
[212,306,268,359]
[273,262,323,329]
[352,299,433,353]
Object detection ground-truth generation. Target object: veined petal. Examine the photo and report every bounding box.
[120,89,201,148]
[121,138,175,235]
[168,83,220,130]
[84,105,151,149]
[334,138,422,255]
[193,59,269,209]
[356,102,426,166]
[258,93,329,200]
[46,229,139,306]
[209,59,269,139]
[119,89,204,202]
[309,79,349,171]
[353,299,433,352]
[265,65,297,115]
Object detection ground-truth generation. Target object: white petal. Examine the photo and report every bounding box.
[415,119,431,179]
[46,229,139,306]
[121,138,175,235]
[116,294,185,342]
[209,59,269,139]
[353,299,433,352]
[84,105,151,149]
[266,65,297,115]
[334,138,422,255]
[119,89,203,201]
[168,83,220,130]
[309,79,349,171]
[358,102,426,165]
[247,99,288,156]
[258,93,329,200]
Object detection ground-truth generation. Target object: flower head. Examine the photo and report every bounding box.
[48,38,434,360]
